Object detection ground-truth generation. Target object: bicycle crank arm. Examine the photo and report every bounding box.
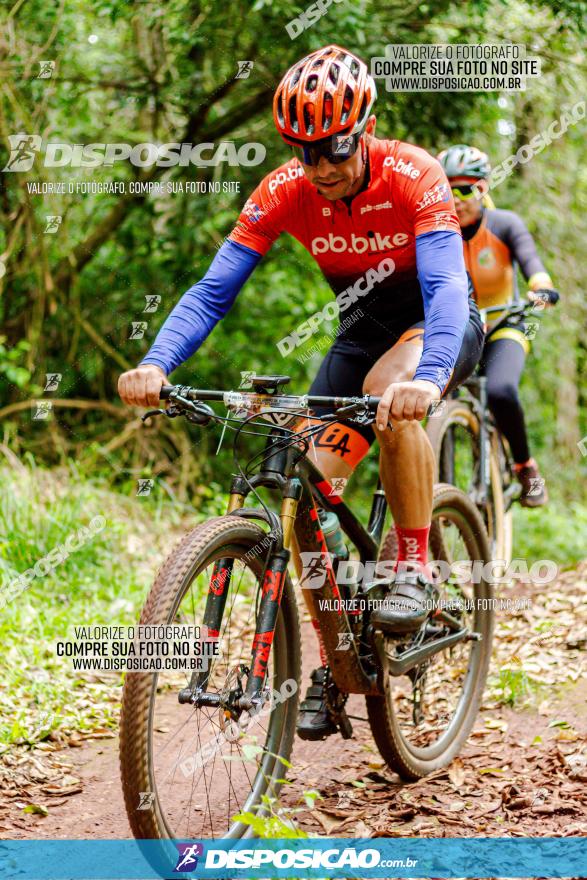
[384,628,478,676]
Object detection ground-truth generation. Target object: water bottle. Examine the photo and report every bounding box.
[318,509,358,599]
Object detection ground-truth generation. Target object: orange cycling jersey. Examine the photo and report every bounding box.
[461,208,552,310]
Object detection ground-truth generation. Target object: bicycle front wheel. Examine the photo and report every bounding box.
[426,398,511,565]
[119,516,301,840]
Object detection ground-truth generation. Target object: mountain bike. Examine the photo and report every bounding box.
[426,292,559,565]
[119,375,493,841]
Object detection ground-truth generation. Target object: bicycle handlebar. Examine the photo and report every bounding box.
[160,384,383,412]
[482,289,559,318]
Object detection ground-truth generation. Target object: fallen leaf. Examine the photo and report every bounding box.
[485,719,508,732]
[23,804,48,816]
[448,758,467,789]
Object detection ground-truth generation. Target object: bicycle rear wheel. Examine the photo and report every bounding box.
[119,516,301,840]
[368,484,494,780]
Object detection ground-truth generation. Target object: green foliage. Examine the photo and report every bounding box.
[512,502,587,567]
[0,338,34,390]
[0,461,200,746]
[0,0,584,513]
[234,788,320,839]
[489,665,533,706]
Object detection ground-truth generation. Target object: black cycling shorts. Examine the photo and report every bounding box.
[308,295,484,444]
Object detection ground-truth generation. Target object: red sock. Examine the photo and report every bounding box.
[395,524,431,576]
[311,618,328,666]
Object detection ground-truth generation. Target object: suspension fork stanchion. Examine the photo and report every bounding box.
[240,479,302,711]
[180,476,250,698]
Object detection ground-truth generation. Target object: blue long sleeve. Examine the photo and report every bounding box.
[140,239,262,375]
[413,230,469,390]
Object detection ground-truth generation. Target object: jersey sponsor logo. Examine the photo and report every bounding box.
[311,231,409,255]
[268,164,304,193]
[383,155,421,178]
[360,200,393,215]
[242,199,263,222]
[477,246,496,268]
[322,207,331,216]
[416,182,450,211]
[434,211,453,231]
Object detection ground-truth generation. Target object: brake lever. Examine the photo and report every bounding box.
[336,401,376,425]
[142,408,166,422]
[141,405,182,422]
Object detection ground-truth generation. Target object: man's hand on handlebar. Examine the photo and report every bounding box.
[376,379,441,429]
[118,364,168,407]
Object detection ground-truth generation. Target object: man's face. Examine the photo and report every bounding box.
[300,138,366,201]
[450,177,486,227]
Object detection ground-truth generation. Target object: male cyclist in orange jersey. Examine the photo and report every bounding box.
[119,45,484,739]
[438,145,558,507]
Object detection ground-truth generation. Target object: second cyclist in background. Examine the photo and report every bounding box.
[438,144,558,507]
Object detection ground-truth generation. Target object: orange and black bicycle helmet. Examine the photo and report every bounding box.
[273,45,377,144]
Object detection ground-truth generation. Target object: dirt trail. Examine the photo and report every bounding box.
[1,566,586,840]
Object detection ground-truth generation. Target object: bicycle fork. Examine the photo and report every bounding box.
[180,479,302,713]
[475,376,492,507]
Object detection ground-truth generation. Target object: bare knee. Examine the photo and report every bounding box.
[362,363,415,396]
[374,417,425,448]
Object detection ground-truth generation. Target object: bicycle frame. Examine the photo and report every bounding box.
[225,427,383,699]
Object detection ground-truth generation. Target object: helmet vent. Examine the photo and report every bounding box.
[322,93,333,130]
[350,59,360,79]
[340,85,354,123]
[357,94,367,126]
[291,66,303,87]
[276,92,284,127]
[306,74,318,92]
[303,102,315,135]
[328,63,339,85]
[288,95,299,132]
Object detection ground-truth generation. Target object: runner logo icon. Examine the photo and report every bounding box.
[173,843,204,873]
[3,133,42,172]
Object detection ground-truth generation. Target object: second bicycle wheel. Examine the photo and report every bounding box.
[368,483,494,780]
[119,515,301,840]
[426,397,512,565]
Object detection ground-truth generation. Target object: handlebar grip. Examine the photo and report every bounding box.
[160,385,174,400]
[534,288,560,305]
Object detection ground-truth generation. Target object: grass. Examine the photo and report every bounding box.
[512,500,587,568]
[487,666,535,707]
[0,456,224,748]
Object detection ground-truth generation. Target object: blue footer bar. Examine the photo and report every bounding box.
[0,838,586,879]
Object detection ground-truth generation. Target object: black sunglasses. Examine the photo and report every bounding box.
[290,130,363,166]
